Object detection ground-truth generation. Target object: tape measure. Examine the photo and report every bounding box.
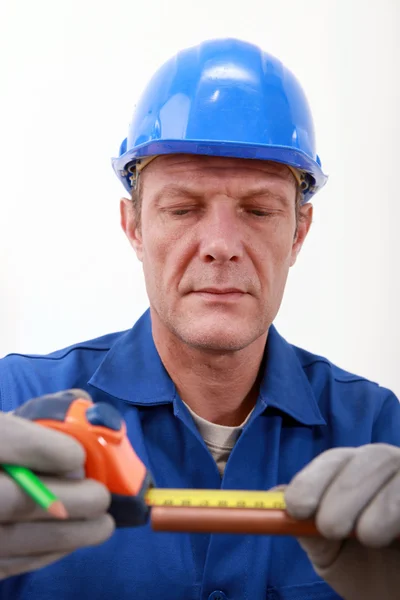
[145,488,286,510]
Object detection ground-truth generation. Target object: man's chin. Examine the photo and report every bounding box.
[177,320,254,352]
[185,336,249,353]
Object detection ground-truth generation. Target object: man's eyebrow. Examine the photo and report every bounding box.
[241,186,292,205]
[153,182,292,205]
[153,184,204,203]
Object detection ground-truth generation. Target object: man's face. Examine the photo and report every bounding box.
[121,154,312,352]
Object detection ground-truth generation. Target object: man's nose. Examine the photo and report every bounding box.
[198,202,244,263]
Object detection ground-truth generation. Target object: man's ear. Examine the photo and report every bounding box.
[290,203,313,267]
[120,197,143,261]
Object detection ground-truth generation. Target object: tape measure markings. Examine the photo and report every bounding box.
[145,488,286,510]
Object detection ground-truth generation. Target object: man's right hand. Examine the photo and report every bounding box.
[0,392,115,580]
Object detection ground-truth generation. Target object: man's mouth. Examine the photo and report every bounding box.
[192,288,246,301]
[195,288,245,294]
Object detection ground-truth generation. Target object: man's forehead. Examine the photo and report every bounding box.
[143,154,295,183]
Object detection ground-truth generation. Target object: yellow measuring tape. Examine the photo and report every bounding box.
[145,488,286,510]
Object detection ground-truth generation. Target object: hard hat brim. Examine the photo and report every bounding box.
[112,139,328,203]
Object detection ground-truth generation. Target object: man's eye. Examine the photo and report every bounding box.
[171,209,192,216]
[248,209,273,217]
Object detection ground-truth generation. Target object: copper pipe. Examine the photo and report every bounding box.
[151,506,323,537]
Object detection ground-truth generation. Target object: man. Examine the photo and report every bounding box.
[0,38,399,600]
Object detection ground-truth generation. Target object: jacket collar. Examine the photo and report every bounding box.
[89,309,326,426]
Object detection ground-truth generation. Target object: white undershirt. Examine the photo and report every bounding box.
[182,401,254,475]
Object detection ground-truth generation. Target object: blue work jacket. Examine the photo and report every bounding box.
[0,309,399,600]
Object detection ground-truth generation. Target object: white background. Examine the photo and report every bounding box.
[1,0,399,397]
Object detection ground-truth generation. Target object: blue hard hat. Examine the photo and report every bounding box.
[112,38,327,202]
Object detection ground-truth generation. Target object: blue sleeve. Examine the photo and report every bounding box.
[372,389,400,446]
[0,358,23,413]
[0,360,7,412]
[0,357,21,413]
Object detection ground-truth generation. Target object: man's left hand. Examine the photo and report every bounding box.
[285,444,400,600]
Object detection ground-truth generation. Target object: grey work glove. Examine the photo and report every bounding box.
[0,390,115,580]
[285,444,400,600]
